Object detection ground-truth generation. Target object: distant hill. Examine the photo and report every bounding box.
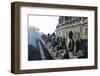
[28,26,41,47]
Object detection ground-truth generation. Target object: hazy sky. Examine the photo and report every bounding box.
[29,15,59,34]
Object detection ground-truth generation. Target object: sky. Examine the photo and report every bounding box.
[29,15,59,35]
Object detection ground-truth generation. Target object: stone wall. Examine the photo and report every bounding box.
[56,16,88,41]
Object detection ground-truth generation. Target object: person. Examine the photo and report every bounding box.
[47,33,51,42]
[75,37,81,53]
[51,32,58,48]
[65,31,75,59]
[61,35,66,49]
[46,33,52,49]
